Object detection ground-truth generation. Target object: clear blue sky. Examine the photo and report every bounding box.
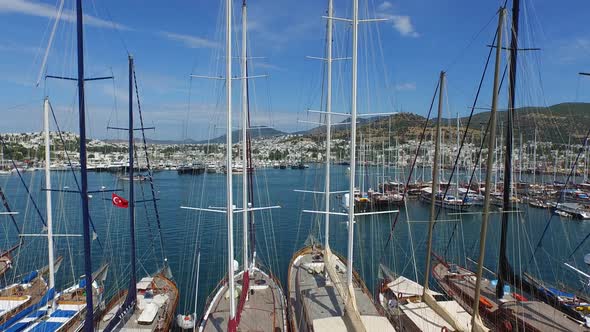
[0,0,589,140]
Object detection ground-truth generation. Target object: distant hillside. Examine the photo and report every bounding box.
[102,103,590,145]
[299,103,590,144]
[196,126,286,144]
[464,102,590,143]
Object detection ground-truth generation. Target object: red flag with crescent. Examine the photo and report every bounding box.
[112,193,129,208]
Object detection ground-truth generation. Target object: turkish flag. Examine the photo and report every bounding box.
[112,193,129,208]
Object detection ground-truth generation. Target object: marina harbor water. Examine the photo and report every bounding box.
[1,165,589,325]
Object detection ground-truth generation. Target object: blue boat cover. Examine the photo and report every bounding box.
[547,287,575,298]
[0,288,54,331]
[20,309,78,332]
[21,270,38,284]
[48,309,77,318]
[78,277,89,288]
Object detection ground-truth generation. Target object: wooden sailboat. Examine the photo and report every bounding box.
[377,72,474,332]
[0,243,18,278]
[0,92,109,332]
[433,3,587,331]
[0,186,21,279]
[97,55,178,331]
[0,256,64,328]
[288,1,395,331]
[184,1,286,331]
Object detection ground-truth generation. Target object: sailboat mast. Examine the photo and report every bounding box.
[324,0,333,252]
[497,0,519,299]
[75,0,94,329]
[554,150,558,182]
[422,71,444,293]
[456,113,460,194]
[472,8,504,328]
[519,133,523,182]
[226,0,236,326]
[241,0,249,273]
[346,0,358,298]
[532,127,537,184]
[128,55,138,301]
[43,98,56,310]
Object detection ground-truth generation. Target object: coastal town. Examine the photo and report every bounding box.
[1,130,588,180]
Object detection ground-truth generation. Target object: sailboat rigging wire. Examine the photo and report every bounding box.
[36,0,65,87]
[0,186,22,235]
[0,138,46,228]
[132,66,167,264]
[48,101,103,249]
[133,144,159,262]
[434,26,506,233]
[545,128,590,260]
[433,25,499,239]
[378,80,439,263]
[443,64,509,257]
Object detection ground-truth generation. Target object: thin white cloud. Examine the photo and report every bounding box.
[377,3,420,38]
[394,82,416,91]
[158,31,219,49]
[378,1,393,11]
[391,15,419,37]
[0,0,131,30]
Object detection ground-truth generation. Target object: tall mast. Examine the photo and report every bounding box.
[456,112,460,195]
[585,144,589,183]
[421,72,462,331]
[533,126,540,184]
[43,98,56,311]
[423,72,444,294]
[75,0,94,329]
[554,150,558,182]
[127,55,138,305]
[241,0,249,274]
[102,56,140,332]
[226,0,236,328]
[497,0,520,300]
[324,0,333,255]
[519,133,523,182]
[472,8,504,330]
[346,0,359,304]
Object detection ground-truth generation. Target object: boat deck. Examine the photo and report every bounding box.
[379,275,473,331]
[0,278,47,325]
[433,262,587,331]
[200,267,286,332]
[0,256,11,278]
[97,274,178,331]
[288,246,394,332]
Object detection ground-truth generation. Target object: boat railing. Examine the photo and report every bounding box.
[198,274,228,325]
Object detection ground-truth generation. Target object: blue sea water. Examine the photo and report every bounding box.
[1,165,589,321]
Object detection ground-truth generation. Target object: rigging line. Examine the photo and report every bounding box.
[434,26,499,231]
[132,66,166,263]
[377,80,439,264]
[100,1,130,55]
[0,186,22,237]
[548,128,590,260]
[244,51,256,260]
[444,1,506,73]
[445,64,509,257]
[36,0,65,87]
[132,143,158,264]
[48,101,103,249]
[0,138,46,228]
[448,119,490,257]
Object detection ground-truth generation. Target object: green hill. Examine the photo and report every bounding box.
[302,102,590,144]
